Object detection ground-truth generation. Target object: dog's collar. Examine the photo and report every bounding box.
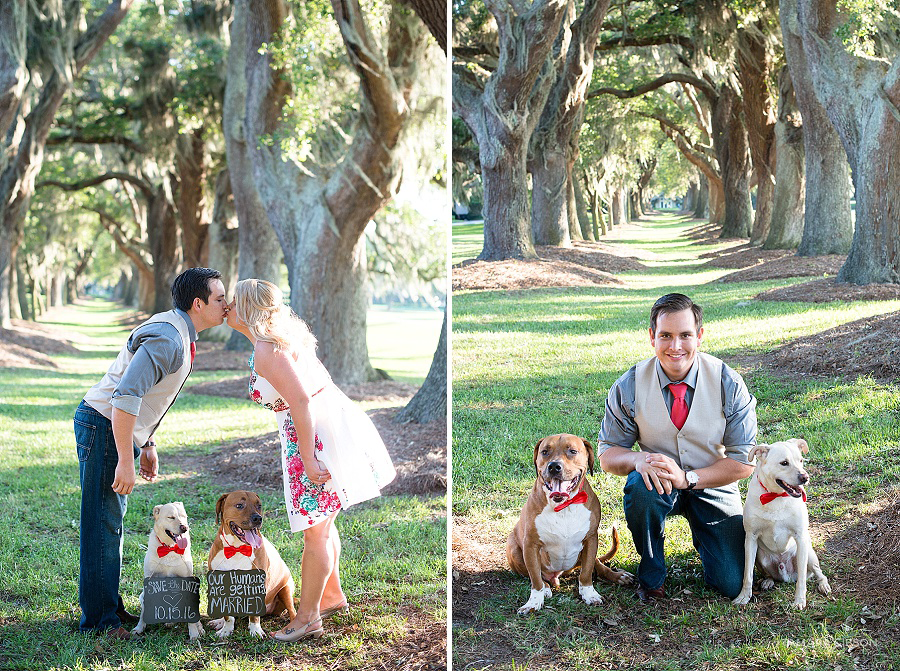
[757,477,806,505]
[156,536,186,557]
[553,480,587,512]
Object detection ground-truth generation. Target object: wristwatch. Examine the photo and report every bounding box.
[685,470,699,490]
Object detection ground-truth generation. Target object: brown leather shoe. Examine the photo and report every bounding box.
[116,606,139,624]
[105,626,132,641]
[636,585,666,603]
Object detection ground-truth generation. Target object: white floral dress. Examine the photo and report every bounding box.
[248,351,396,532]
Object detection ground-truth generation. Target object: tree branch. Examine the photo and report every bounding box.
[36,171,153,199]
[46,132,145,153]
[587,72,717,101]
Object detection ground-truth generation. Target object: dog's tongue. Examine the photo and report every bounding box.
[549,480,571,502]
[244,528,262,549]
[175,535,188,550]
[551,480,570,495]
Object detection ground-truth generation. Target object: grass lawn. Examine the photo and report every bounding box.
[0,302,445,670]
[451,213,900,670]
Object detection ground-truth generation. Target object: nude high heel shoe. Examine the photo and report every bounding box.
[320,601,349,619]
[270,617,324,643]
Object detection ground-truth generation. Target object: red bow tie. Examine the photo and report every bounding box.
[224,544,253,559]
[758,478,807,505]
[157,543,186,558]
[554,489,588,512]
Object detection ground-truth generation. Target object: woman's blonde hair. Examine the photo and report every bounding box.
[233,279,317,353]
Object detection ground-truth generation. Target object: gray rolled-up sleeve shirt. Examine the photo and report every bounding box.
[109,309,196,417]
[597,358,757,465]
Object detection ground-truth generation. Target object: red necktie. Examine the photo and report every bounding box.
[669,382,689,430]
[553,489,588,512]
[224,545,253,559]
[190,341,196,364]
[157,544,186,557]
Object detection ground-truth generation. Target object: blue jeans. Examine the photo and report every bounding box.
[623,470,745,598]
[75,400,139,631]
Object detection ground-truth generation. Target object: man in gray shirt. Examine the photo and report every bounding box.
[597,293,756,602]
[75,267,228,638]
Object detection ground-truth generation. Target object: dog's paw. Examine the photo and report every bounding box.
[578,584,603,606]
[732,591,752,606]
[761,578,775,591]
[132,622,146,635]
[791,598,807,610]
[817,578,832,596]
[614,570,635,586]
[207,617,225,631]
[188,622,205,640]
[517,587,551,615]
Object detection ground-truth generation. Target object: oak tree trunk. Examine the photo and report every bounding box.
[396,310,446,423]
[223,0,283,350]
[710,86,753,238]
[453,0,568,260]
[765,66,806,250]
[782,0,853,257]
[797,0,899,281]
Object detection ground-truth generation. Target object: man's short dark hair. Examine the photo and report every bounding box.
[171,267,222,312]
[650,293,703,335]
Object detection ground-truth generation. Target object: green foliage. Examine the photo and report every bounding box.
[263,0,354,165]
[835,0,900,57]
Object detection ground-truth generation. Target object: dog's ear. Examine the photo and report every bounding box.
[174,501,186,516]
[791,438,809,454]
[533,439,544,478]
[748,443,769,464]
[215,494,229,525]
[152,504,162,519]
[583,438,595,475]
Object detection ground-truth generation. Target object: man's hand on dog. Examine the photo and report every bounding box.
[139,444,159,482]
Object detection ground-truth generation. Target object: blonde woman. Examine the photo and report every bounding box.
[226,279,395,642]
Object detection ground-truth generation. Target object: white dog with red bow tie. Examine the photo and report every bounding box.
[133,501,205,639]
[733,439,831,609]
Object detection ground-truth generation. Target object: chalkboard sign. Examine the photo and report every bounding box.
[207,569,267,617]
[142,576,201,624]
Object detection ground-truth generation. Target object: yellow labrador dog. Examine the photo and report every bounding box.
[507,434,633,615]
[733,438,831,609]
[133,502,204,640]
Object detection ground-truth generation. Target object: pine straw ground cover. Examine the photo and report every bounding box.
[451,213,900,671]
[0,303,446,671]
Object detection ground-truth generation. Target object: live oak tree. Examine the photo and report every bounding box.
[240,0,438,383]
[795,0,900,283]
[528,0,612,247]
[779,0,853,257]
[0,0,133,328]
[453,0,569,260]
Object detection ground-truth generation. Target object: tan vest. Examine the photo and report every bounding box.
[83,311,192,447]
[633,351,726,470]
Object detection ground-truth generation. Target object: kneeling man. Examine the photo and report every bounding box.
[597,293,757,601]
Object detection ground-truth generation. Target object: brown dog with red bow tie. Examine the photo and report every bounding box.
[207,490,296,638]
[506,434,633,615]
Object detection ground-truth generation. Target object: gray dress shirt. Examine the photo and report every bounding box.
[109,309,197,417]
[597,357,757,465]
